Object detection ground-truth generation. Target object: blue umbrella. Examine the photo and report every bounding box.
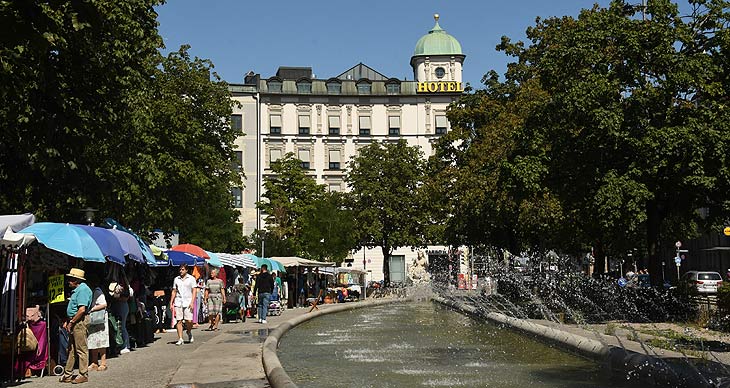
[19,222,106,263]
[204,250,223,268]
[167,251,204,266]
[75,225,127,265]
[256,257,285,273]
[107,228,145,264]
[105,218,155,264]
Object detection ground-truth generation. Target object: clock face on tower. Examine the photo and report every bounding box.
[435,67,445,79]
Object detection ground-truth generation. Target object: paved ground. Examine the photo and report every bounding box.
[14,297,730,387]
[14,304,327,388]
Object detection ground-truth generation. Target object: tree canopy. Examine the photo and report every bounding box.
[346,139,427,284]
[0,1,244,251]
[434,0,730,280]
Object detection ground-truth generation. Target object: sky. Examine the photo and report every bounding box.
[155,1,626,87]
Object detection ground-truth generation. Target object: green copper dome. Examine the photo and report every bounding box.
[414,15,462,56]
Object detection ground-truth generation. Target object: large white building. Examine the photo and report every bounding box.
[229,15,465,281]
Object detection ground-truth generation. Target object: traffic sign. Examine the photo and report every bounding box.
[675,241,682,248]
[724,227,730,236]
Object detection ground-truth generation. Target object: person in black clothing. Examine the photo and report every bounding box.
[253,264,274,324]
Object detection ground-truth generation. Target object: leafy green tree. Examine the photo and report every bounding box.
[442,0,730,280]
[0,0,163,221]
[346,140,427,284]
[112,45,244,252]
[299,191,358,265]
[0,0,244,251]
[257,153,326,255]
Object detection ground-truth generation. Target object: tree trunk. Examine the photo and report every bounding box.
[646,202,664,286]
[381,245,391,286]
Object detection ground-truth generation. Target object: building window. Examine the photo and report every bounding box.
[298,114,311,135]
[388,116,401,136]
[231,187,242,208]
[297,149,310,169]
[328,183,341,192]
[386,83,401,95]
[268,80,282,93]
[435,115,448,134]
[327,82,341,94]
[269,149,282,167]
[356,81,371,94]
[358,116,371,136]
[328,116,340,135]
[297,81,312,94]
[328,150,341,170]
[230,114,243,132]
[233,151,243,172]
[270,114,282,134]
[435,67,446,79]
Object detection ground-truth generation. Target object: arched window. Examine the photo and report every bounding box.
[267,78,282,93]
[385,79,401,95]
[326,78,341,94]
[356,79,371,95]
[297,78,312,94]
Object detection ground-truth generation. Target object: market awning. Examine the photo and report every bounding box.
[0,213,35,233]
[216,253,256,268]
[272,256,335,267]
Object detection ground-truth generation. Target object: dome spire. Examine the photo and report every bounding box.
[434,13,439,22]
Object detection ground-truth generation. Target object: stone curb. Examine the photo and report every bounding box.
[262,298,409,388]
[432,296,717,388]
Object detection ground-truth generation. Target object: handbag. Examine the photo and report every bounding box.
[90,309,106,325]
[108,315,123,346]
[17,327,38,353]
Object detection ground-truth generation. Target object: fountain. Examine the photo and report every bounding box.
[268,251,730,387]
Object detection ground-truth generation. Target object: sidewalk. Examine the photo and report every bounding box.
[13,304,327,388]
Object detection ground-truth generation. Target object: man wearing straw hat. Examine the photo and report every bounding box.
[60,268,92,384]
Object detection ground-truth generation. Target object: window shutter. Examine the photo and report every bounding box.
[389,116,400,128]
[329,150,341,163]
[359,116,371,129]
[270,114,282,127]
[328,116,340,128]
[298,149,310,162]
[299,115,311,128]
[435,115,448,128]
[270,149,282,162]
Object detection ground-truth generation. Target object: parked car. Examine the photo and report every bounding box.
[683,271,723,294]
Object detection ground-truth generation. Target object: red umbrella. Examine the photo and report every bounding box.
[170,243,209,259]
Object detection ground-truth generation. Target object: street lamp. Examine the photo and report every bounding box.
[79,207,97,226]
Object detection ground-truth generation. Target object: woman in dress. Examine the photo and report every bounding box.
[88,284,109,371]
[204,268,226,331]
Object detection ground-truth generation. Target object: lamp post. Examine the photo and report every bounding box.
[79,207,97,226]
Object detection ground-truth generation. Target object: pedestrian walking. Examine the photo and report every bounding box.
[109,279,133,354]
[170,264,197,345]
[59,268,92,384]
[253,264,274,324]
[204,268,226,331]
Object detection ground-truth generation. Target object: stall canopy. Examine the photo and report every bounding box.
[107,228,145,264]
[0,214,35,233]
[19,222,106,263]
[273,256,334,267]
[75,225,127,265]
[0,214,36,247]
[105,218,156,264]
[256,257,286,273]
[216,253,256,268]
[204,251,223,268]
[166,251,204,266]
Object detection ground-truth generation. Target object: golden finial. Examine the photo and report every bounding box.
[434,14,440,22]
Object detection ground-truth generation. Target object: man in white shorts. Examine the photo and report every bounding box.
[170,264,197,345]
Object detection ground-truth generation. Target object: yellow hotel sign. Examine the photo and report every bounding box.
[417,81,464,93]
